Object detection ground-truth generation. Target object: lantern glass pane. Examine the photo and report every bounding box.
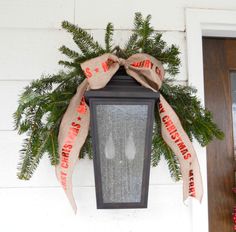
[95,104,148,203]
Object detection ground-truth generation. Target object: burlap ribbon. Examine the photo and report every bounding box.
[55,53,203,213]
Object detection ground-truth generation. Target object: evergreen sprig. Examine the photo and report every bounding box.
[14,12,224,181]
[105,22,114,52]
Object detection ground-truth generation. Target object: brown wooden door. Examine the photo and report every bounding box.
[203,37,236,232]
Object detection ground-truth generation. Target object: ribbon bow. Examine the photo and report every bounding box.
[55,53,203,213]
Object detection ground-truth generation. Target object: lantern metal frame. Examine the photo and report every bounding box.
[85,68,159,209]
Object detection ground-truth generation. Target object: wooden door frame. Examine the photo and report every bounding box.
[186,8,236,232]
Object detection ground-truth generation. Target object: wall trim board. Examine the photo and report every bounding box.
[185,8,236,232]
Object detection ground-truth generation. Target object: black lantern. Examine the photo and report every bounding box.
[85,67,159,209]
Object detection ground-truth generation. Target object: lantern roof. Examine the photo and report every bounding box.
[85,67,160,100]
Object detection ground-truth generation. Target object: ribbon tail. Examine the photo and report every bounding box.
[55,79,90,213]
[64,177,78,213]
[158,94,203,202]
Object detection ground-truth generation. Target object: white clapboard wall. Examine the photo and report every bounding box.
[1,1,236,232]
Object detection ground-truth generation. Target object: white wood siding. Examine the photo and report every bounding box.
[1,1,236,232]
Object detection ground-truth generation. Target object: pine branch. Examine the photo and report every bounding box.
[152,115,181,181]
[17,138,34,180]
[158,45,181,75]
[134,12,143,30]
[59,45,79,59]
[152,137,162,167]
[160,80,224,146]
[48,130,59,165]
[80,134,93,159]
[136,14,153,52]
[61,21,104,56]
[58,60,79,69]
[152,132,181,181]
[162,142,181,181]
[123,33,139,57]
[17,130,49,180]
[15,72,81,179]
[105,22,114,52]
